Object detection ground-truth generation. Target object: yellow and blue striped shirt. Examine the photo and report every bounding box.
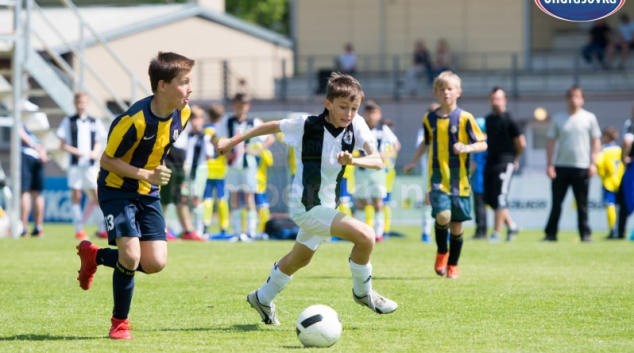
[596,142,623,192]
[98,96,191,199]
[203,123,227,179]
[423,107,485,197]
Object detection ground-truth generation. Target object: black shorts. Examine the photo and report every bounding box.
[21,153,44,192]
[100,196,166,246]
[160,148,186,205]
[484,162,514,210]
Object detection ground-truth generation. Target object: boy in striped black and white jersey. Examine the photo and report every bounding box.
[217,73,398,325]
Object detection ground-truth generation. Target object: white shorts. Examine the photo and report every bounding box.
[187,169,208,199]
[226,167,257,193]
[67,165,99,190]
[355,168,387,202]
[292,206,341,251]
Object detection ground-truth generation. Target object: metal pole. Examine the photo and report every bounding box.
[281,59,287,102]
[24,0,32,63]
[392,55,400,101]
[511,53,519,99]
[524,0,532,71]
[222,60,229,102]
[78,19,85,92]
[307,56,314,96]
[10,0,24,239]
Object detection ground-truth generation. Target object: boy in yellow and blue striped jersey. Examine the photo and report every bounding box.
[405,71,487,279]
[596,127,623,239]
[203,104,230,234]
[250,142,274,235]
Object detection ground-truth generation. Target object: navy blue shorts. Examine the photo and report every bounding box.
[255,193,269,207]
[204,179,226,199]
[340,178,351,198]
[429,191,472,222]
[21,153,44,192]
[384,192,391,203]
[602,187,616,205]
[100,197,166,246]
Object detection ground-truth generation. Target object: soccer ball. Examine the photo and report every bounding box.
[295,305,342,348]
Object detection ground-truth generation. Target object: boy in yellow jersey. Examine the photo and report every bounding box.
[203,104,230,235]
[380,119,400,237]
[596,127,623,239]
[405,71,487,279]
[249,141,274,236]
[74,52,194,339]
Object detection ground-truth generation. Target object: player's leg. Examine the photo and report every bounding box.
[472,192,487,239]
[430,191,451,275]
[255,193,270,235]
[68,166,86,238]
[330,212,398,314]
[216,180,230,233]
[30,160,45,236]
[383,193,392,236]
[110,236,140,340]
[20,191,31,237]
[570,168,591,241]
[203,179,215,231]
[372,197,385,241]
[446,195,471,279]
[244,168,259,238]
[544,167,570,241]
[86,179,108,239]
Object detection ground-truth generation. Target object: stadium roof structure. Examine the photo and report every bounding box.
[0,3,293,52]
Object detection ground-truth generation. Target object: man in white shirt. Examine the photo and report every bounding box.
[56,93,107,240]
[617,14,634,69]
[338,43,357,75]
[544,86,601,242]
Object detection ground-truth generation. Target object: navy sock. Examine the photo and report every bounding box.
[435,222,449,254]
[96,248,118,268]
[112,262,135,320]
[448,233,464,266]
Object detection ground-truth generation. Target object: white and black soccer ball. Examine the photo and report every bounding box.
[295,305,342,348]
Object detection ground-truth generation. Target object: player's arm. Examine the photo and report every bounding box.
[337,142,381,170]
[404,142,428,175]
[21,127,48,163]
[453,140,487,154]
[623,138,633,165]
[589,137,600,177]
[216,121,281,155]
[60,140,83,158]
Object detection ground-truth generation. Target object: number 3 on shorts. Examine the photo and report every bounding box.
[105,215,114,231]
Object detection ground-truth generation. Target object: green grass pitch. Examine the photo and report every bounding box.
[1,224,632,352]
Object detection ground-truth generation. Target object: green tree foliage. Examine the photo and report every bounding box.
[225,0,290,36]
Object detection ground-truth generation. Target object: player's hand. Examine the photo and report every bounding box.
[404,162,416,175]
[624,156,632,165]
[547,165,556,179]
[74,151,84,158]
[588,164,597,178]
[149,165,172,186]
[89,150,100,160]
[514,160,520,171]
[336,151,354,166]
[425,193,431,206]
[216,138,234,156]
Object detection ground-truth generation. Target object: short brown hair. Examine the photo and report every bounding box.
[149,52,195,92]
[603,127,619,142]
[74,92,88,101]
[232,93,251,104]
[382,119,393,129]
[365,100,380,112]
[326,72,364,103]
[433,71,461,91]
[190,105,205,119]
[566,85,584,99]
[207,104,225,122]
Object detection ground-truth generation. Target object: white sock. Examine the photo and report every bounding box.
[508,222,518,231]
[194,205,204,234]
[93,206,106,232]
[72,204,83,232]
[375,211,384,237]
[247,209,257,237]
[349,259,372,297]
[423,219,433,236]
[257,262,292,305]
[231,209,243,235]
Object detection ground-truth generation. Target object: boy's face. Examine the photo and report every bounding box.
[232,102,250,119]
[161,70,192,110]
[75,95,89,115]
[190,114,204,133]
[365,109,382,128]
[490,90,507,113]
[567,89,584,109]
[324,96,362,128]
[434,83,461,108]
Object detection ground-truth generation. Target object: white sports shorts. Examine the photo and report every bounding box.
[291,205,341,251]
[67,165,99,190]
[225,167,257,193]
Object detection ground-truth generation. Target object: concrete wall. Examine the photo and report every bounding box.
[295,0,526,72]
[77,16,293,107]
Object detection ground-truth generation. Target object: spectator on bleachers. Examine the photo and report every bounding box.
[582,19,614,69]
[434,38,452,75]
[617,14,634,69]
[404,40,434,94]
[338,43,357,75]
[19,125,48,237]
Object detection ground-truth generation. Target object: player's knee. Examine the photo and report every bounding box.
[436,210,451,225]
[354,223,375,249]
[119,251,141,271]
[142,258,167,274]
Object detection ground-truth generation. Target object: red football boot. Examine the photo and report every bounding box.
[181,231,206,241]
[109,317,133,340]
[76,240,99,290]
[96,230,108,239]
[75,230,88,240]
[434,252,449,276]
